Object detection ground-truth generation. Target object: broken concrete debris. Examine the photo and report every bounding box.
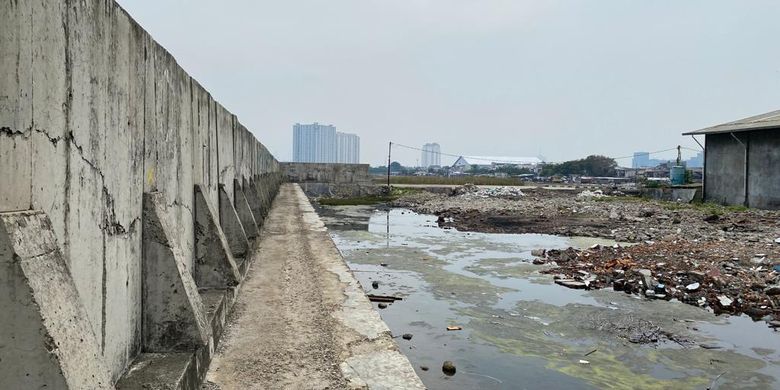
[539,242,780,327]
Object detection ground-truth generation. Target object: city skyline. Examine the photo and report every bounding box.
[120,1,780,167]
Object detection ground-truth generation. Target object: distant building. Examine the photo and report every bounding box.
[421,143,441,168]
[632,152,650,168]
[632,151,673,168]
[452,156,543,172]
[686,151,704,168]
[293,123,337,163]
[683,109,780,209]
[337,132,360,163]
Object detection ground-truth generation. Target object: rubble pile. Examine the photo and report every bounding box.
[450,184,526,199]
[537,241,780,325]
[393,187,780,325]
[395,188,780,244]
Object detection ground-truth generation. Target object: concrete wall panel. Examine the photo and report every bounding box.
[191,80,219,208]
[217,104,235,202]
[101,6,145,381]
[704,133,746,206]
[30,0,68,244]
[747,130,780,209]
[0,1,33,211]
[64,0,110,347]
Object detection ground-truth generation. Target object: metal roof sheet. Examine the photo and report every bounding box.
[683,109,780,135]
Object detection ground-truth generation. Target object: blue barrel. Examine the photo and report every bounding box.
[670,166,686,185]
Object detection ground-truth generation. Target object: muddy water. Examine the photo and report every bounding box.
[320,206,780,390]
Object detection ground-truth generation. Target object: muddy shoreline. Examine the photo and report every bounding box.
[391,186,780,326]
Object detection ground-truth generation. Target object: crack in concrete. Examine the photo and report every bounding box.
[0,126,29,138]
[67,131,106,181]
[34,128,64,146]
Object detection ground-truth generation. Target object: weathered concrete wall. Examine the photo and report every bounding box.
[281,162,375,197]
[0,0,280,383]
[704,129,780,209]
[704,133,746,206]
[746,129,780,209]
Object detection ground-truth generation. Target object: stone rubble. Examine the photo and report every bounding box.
[393,186,780,328]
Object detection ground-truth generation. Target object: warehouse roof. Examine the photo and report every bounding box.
[453,156,543,166]
[683,109,780,135]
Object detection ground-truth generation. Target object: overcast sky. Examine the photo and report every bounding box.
[118,0,780,166]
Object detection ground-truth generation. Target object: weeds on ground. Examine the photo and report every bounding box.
[317,188,419,206]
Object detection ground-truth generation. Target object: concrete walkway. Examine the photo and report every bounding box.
[204,184,424,390]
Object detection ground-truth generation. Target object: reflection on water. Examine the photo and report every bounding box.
[325,207,780,390]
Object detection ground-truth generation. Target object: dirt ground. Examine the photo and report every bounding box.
[204,185,348,390]
[393,185,780,325]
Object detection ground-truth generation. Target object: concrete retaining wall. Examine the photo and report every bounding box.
[0,0,281,384]
[281,163,375,197]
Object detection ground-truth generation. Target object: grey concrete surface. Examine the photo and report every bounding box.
[0,211,113,389]
[234,185,260,240]
[704,129,780,209]
[705,132,747,206]
[282,162,376,197]
[205,184,424,389]
[194,185,241,289]
[218,185,250,259]
[1,0,280,382]
[746,129,780,209]
[142,193,211,353]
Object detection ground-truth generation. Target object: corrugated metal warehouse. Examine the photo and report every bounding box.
[684,110,780,209]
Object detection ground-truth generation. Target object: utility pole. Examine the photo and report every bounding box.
[386,142,392,194]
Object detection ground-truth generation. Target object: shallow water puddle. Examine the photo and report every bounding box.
[323,206,780,389]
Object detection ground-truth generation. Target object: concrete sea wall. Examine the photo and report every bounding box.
[281,162,375,197]
[0,0,281,387]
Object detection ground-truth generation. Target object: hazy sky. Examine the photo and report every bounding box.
[118,0,780,166]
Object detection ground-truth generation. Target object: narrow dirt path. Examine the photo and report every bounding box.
[204,184,348,389]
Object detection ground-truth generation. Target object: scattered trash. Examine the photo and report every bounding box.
[686,282,700,292]
[446,325,463,331]
[402,333,413,340]
[578,360,590,365]
[554,279,588,289]
[453,184,526,199]
[584,349,598,357]
[367,294,402,303]
[379,263,388,267]
[717,296,733,308]
[577,190,606,199]
[442,361,457,376]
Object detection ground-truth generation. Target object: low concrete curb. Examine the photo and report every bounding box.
[294,186,426,389]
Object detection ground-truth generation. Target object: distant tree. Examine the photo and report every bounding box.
[495,166,532,175]
[540,155,617,177]
[389,161,403,172]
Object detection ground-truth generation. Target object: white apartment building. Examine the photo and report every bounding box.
[421,143,441,168]
[292,123,337,163]
[337,132,360,164]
